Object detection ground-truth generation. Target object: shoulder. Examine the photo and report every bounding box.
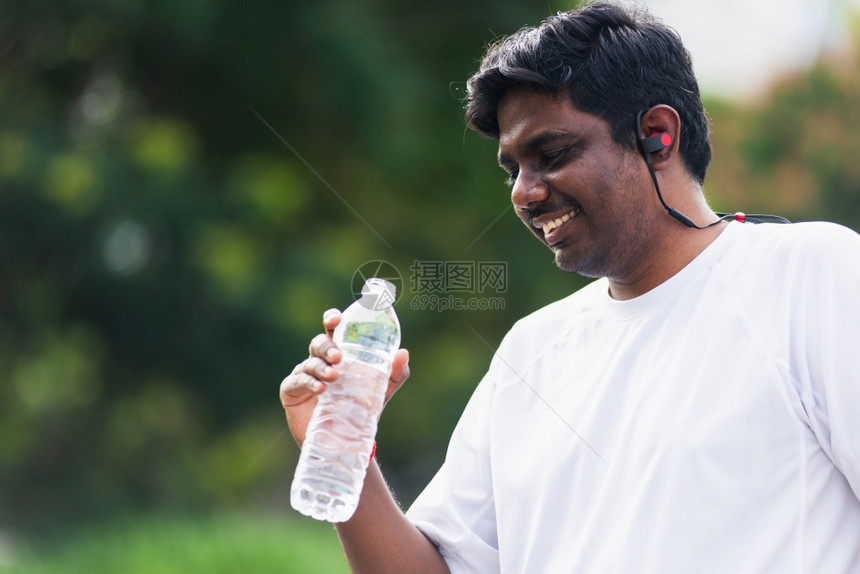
[713,221,860,322]
[720,221,860,277]
[733,220,860,255]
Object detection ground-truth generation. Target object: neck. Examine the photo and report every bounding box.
[608,212,726,301]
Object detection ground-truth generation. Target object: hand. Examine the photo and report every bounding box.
[279,308,411,446]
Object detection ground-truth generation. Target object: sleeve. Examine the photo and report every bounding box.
[796,223,860,500]
[406,363,500,573]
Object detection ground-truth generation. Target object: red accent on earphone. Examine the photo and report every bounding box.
[642,131,673,153]
[649,132,673,146]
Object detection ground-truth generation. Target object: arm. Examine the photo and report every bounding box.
[279,309,450,574]
[800,226,860,498]
[335,461,450,574]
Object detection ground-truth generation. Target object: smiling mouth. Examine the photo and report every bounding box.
[535,207,581,235]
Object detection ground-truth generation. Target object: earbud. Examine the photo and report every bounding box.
[635,108,701,227]
[641,131,673,154]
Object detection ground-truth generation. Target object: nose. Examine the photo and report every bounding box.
[510,169,549,210]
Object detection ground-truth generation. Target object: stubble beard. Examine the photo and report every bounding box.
[552,210,656,279]
[552,170,659,280]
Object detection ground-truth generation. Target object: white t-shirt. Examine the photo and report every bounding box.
[406,221,860,573]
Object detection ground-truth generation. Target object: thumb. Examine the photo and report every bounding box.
[390,348,410,384]
[384,349,410,404]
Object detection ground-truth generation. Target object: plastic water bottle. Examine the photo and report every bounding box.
[290,278,401,522]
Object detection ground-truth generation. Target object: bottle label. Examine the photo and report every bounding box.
[341,321,397,366]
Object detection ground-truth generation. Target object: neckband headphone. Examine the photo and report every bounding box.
[635,108,790,227]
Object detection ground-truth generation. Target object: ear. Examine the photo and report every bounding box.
[637,105,681,171]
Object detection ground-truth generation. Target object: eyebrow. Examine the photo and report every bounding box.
[497,130,575,167]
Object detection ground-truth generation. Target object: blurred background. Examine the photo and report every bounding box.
[1,0,859,571]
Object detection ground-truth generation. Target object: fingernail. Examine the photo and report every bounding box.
[311,381,324,393]
[326,348,338,361]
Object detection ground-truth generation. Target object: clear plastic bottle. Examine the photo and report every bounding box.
[290,278,401,522]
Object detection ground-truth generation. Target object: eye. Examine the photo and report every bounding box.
[541,146,570,167]
[504,167,519,187]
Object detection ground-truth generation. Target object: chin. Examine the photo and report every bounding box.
[554,251,595,277]
[552,244,611,278]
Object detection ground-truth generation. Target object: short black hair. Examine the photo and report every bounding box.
[465,1,711,183]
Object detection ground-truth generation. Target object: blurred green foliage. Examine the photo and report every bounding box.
[0,0,583,539]
[0,0,859,564]
[707,52,860,230]
[4,513,349,573]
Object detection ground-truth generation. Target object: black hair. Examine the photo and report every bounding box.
[465,1,711,183]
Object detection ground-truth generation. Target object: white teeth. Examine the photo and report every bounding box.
[540,209,578,234]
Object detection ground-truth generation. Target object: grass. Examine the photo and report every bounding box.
[2,511,351,574]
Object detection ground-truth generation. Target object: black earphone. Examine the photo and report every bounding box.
[635,108,790,227]
[641,131,674,154]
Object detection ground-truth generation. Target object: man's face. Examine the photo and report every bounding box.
[496,88,663,280]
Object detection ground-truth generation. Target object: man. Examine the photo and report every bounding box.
[280,2,860,572]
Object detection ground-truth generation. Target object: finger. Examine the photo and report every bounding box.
[309,333,341,363]
[303,356,339,382]
[322,308,341,338]
[280,371,326,405]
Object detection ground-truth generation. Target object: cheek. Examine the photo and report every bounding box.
[547,155,608,200]
[544,164,582,190]
[594,162,643,211]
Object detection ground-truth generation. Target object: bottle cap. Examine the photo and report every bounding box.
[359,278,396,311]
